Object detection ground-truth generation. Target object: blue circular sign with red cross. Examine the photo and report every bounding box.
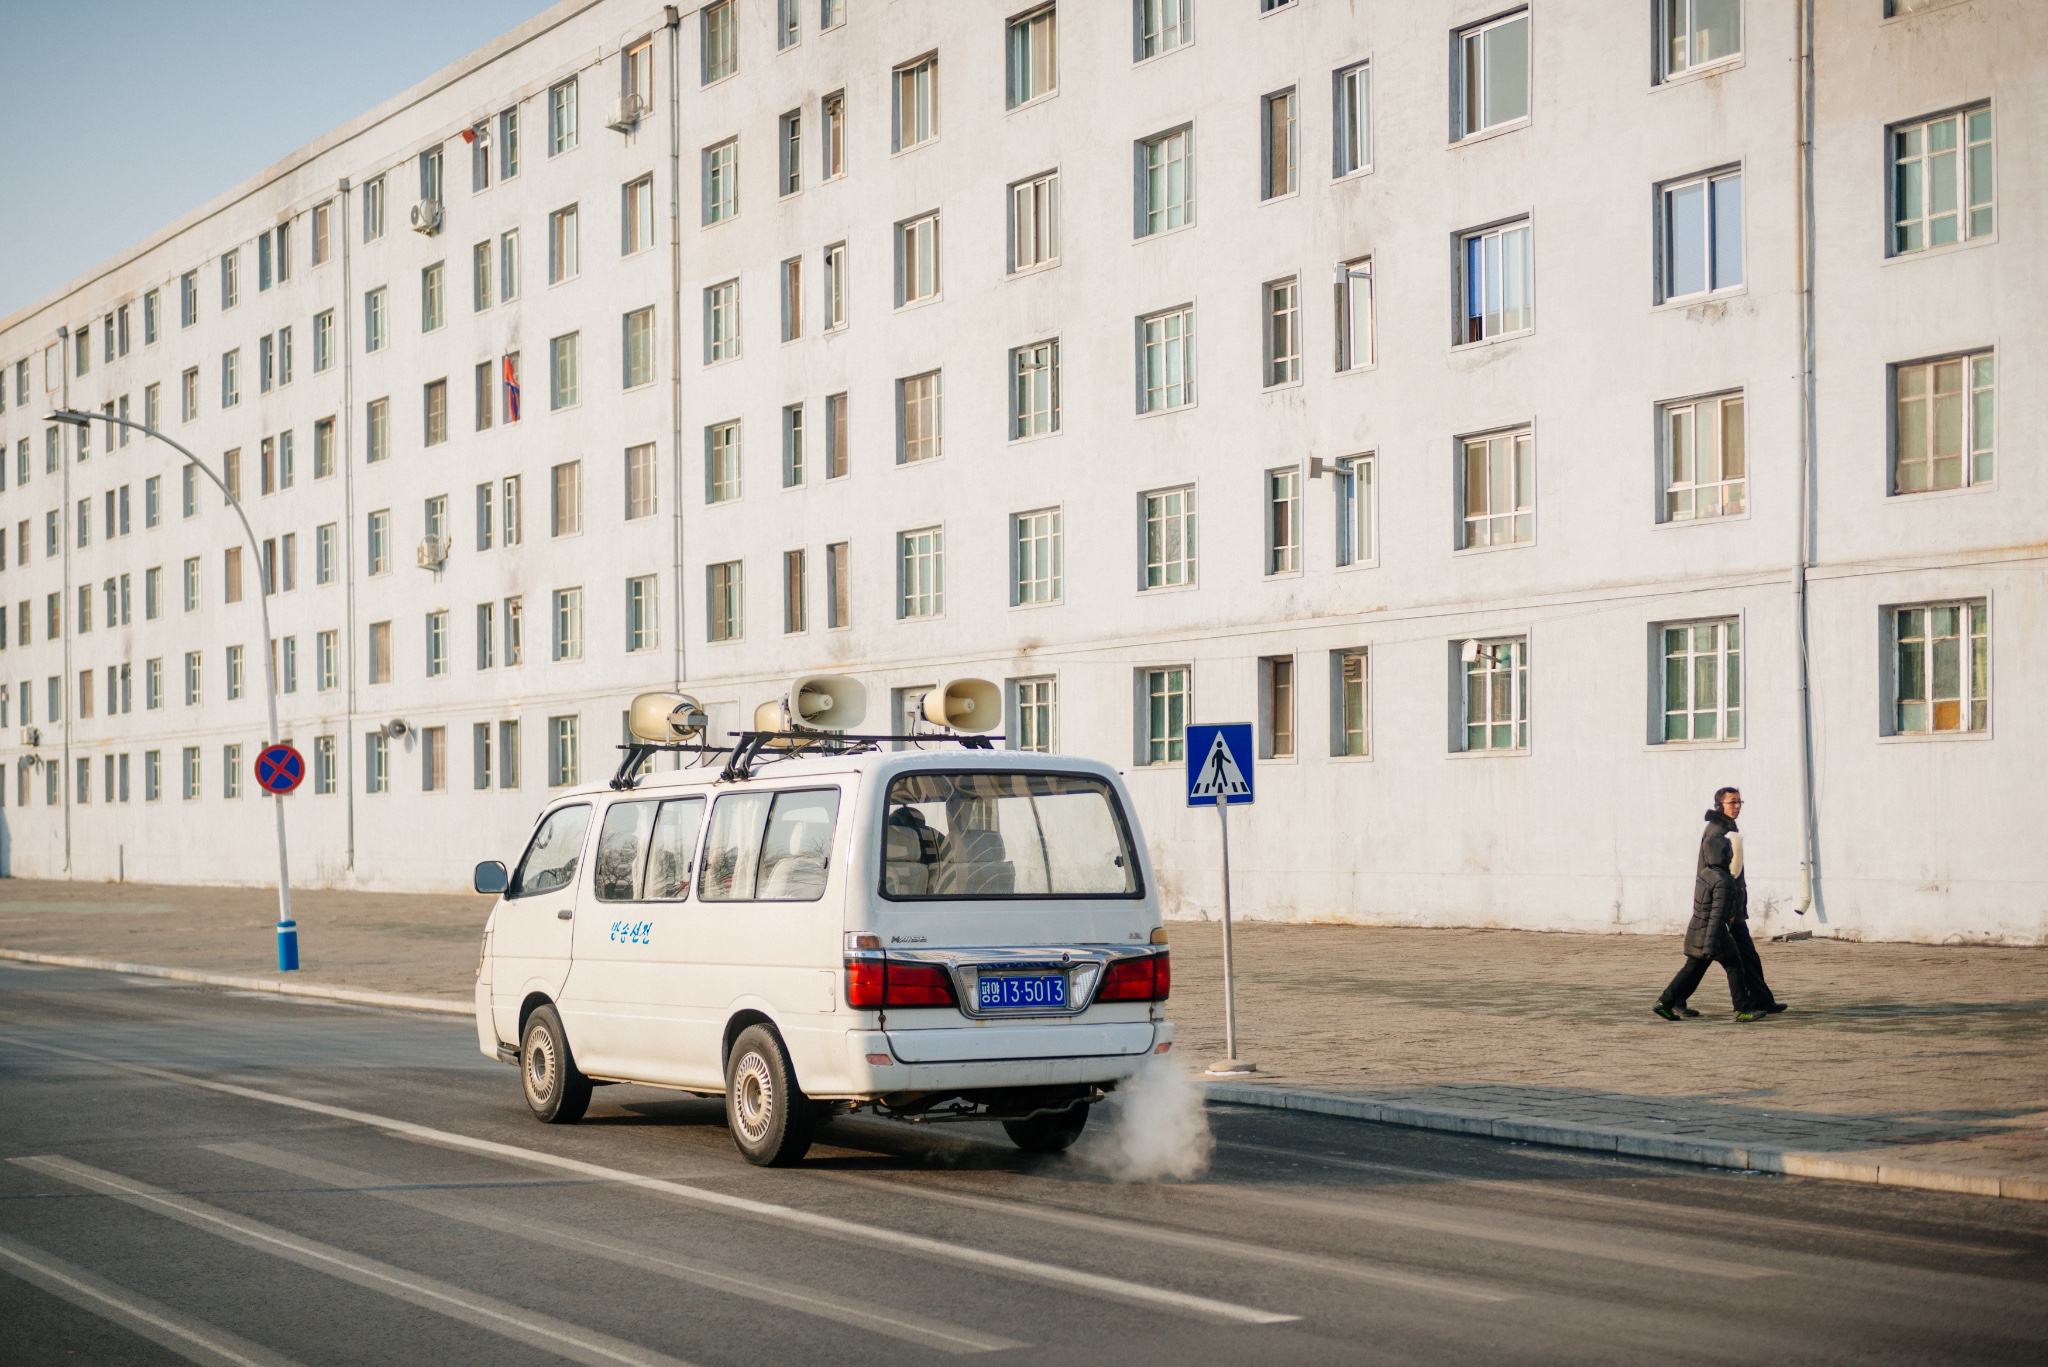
[254,743,305,795]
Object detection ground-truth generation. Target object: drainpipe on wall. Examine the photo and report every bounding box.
[1793,2,1823,922]
[58,329,72,875]
[666,5,688,694]
[339,179,358,873]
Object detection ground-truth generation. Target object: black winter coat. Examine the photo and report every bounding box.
[1683,811,1747,958]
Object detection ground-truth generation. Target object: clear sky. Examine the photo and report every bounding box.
[0,0,550,321]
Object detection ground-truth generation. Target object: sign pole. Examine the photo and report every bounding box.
[1186,722,1256,1077]
[1218,797,1239,1063]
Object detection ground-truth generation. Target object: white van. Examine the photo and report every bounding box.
[472,741,1173,1166]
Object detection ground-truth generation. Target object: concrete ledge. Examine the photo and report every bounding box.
[0,949,471,1017]
[1205,1081,2045,1204]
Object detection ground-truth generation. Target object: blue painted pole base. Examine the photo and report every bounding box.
[276,921,300,972]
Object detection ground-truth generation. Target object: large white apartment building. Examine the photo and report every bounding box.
[0,0,2039,943]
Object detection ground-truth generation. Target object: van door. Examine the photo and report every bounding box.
[559,794,707,1082]
[489,802,592,1043]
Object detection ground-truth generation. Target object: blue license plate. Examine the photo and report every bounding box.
[978,973,1066,1010]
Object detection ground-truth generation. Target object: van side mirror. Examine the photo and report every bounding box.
[473,861,509,896]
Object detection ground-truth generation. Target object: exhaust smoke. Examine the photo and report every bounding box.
[1076,1058,1214,1182]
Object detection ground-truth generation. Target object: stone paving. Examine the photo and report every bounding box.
[3,879,2043,1189]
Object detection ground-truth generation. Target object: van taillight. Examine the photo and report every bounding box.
[845,957,956,1009]
[1098,952,1170,1002]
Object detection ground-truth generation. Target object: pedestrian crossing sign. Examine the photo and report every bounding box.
[1186,723,1255,807]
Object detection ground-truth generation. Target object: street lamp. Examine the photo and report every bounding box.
[48,409,299,972]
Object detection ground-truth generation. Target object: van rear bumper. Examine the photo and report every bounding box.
[830,1022,1172,1098]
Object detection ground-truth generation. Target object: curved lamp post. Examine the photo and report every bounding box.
[49,409,298,971]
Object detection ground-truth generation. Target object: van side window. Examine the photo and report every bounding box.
[594,801,656,901]
[644,797,707,899]
[508,803,591,897]
[699,787,840,902]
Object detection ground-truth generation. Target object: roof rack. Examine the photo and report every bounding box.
[609,730,993,790]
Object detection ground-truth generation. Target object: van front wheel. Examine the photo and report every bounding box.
[1004,1103,1090,1153]
[520,1004,592,1124]
[726,1025,818,1167]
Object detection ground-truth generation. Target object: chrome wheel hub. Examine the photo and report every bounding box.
[732,1052,774,1144]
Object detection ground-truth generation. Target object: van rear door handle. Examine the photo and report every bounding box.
[557,909,573,920]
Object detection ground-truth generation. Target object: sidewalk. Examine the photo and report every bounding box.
[4,879,2043,1197]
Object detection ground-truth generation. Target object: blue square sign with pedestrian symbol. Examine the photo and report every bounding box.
[1185,723,1254,807]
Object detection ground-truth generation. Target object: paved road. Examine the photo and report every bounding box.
[1,961,2043,1366]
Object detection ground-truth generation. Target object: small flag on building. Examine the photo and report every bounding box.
[503,355,521,422]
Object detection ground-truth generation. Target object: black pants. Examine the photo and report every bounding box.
[1727,921,1778,1008]
[1661,946,1755,1012]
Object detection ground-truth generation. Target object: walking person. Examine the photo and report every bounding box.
[1713,789,1788,1015]
[1654,788,1773,1022]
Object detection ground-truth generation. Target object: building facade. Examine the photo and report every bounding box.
[0,0,2039,943]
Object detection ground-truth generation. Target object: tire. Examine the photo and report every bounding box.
[1004,1103,1090,1154]
[725,1025,818,1167]
[520,1004,592,1124]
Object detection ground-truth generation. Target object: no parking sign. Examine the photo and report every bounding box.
[254,743,305,795]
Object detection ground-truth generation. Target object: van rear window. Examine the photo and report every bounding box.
[881,772,1140,899]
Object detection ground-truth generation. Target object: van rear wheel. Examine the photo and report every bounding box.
[726,1025,818,1167]
[520,1004,591,1124]
[1004,1103,1090,1153]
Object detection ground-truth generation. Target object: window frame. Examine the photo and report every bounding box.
[1656,0,1744,84]
[1261,87,1299,201]
[1652,615,1744,746]
[1008,169,1060,274]
[1137,304,1197,414]
[1882,598,1991,739]
[1140,484,1197,591]
[1135,124,1195,238]
[892,53,939,153]
[1454,8,1532,143]
[1010,506,1063,607]
[1655,165,1744,304]
[1658,389,1748,523]
[1456,635,1530,755]
[1888,103,1995,258]
[1457,426,1537,551]
[1333,59,1372,178]
[1889,349,1995,495]
[1006,4,1059,111]
[1329,648,1372,758]
[897,526,945,619]
[1456,216,1535,346]
[1137,666,1191,766]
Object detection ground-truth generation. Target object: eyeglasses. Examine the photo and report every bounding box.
[1723,798,1744,807]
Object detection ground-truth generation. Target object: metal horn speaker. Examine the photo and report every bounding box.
[922,678,1001,732]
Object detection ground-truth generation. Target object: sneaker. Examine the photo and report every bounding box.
[1679,1006,1701,1018]
[1764,1003,1789,1014]
[1653,1003,1682,1021]
[1736,1010,1768,1022]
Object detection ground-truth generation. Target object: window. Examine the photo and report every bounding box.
[311,201,332,265]
[1267,467,1301,573]
[503,352,522,422]
[1143,667,1189,764]
[1336,256,1374,370]
[1660,169,1743,300]
[700,787,842,902]
[472,241,493,312]
[423,139,449,201]
[894,55,937,151]
[822,91,845,179]
[1892,601,1988,735]
[501,229,521,301]
[1265,278,1300,386]
[897,212,939,305]
[221,250,241,310]
[1661,391,1746,520]
[1460,219,1533,343]
[551,461,581,536]
[623,307,656,388]
[1333,650,1370,756]
[426,611,449,677]
[898,372,941,463]
[475,361,494,430]
[783,550,807,632]
[1010,171,1059,271]
[310,419,336,483]
[144,289,160,344]
[1461,429,1535,548]
[626,444,658,519]
[552,588,583,661]
[117,304,131,355]
[220,349,240,408]
[420,262,447,332]
[181,368,199,422]
[621,175,656,257]
[1008,677,1057,753]
[310,736,336,795]
[476,602,496,668]
[282,635,297,692]
[364,288,386,352]
[704,139,738,224]
[144,566,162,619]
[317,630,339,690]
[822,0,845,28]
[1137,0,1192,59]
[424,379,448,446]
[1894,351,1994,493]
[1143,485,1196,588]
[822,244,847,329]
[145,383,161,432]
[363,175,386,241]
[313,310,334,372]
[1013,508,1061,605]
[624,36,653,105]
[145,659,163,710]
[899,528,944,618]
[1334,61,1372,177]
[705,280,741,361]
[1661,0,1740,79]
[778,0,801,49]
[1140,305,1196,411]
[1008,6,1057,108]
[826,542,850,627]
[366,397,389,462]
[183,746,201,800]
[550,333,580,410]
[504,476,523,544]
[815,394,844,480]
[183,557,201,610]
[706,421,742,502]
[1463,637,1528,751]
[1893,106,1994,254]
[277,327,293,386]
[1262,88,1298,199]
[702,0,736,83]
[549,78,578,155]
[366,733,389,793]
[499,107,521,180]
[506,597,526,665]
[315,523,337,583]
[1011,340,1059,438]
[419,727,446,793]
[1662,619,1741,742]
[180,270,199,327]
[1457,10,1530,138]
[1138,127,1193,235]
[223,547,244,603]
[779,110,803,195]
[1260,656,1295,759]
[1334,453,1376,567]
[781,257,803,340]
[779,403,806,486]
[708,560,743,641]
[184,650,202,705]
[367,509,391,574]
[549,205,579,282]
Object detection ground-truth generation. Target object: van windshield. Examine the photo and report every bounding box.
[881,772,1140,899]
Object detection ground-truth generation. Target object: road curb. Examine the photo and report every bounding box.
[1203,1081,2046,1203]
[0,949,471,1017]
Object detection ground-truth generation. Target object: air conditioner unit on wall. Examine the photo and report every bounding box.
[416,535,448,570]
[607,94,646,132]
[19,726,40,748]
[409,199,443,235]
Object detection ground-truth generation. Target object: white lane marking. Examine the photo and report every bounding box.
[1225,1187,1771,1280]
[13,1156,700,1367]
[5,1037,1296,1326]
[1219,1140,2022,1261]
[0,1229,304,1367]
[821,1173,1516,1303]
[208,1141,1023,1355]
